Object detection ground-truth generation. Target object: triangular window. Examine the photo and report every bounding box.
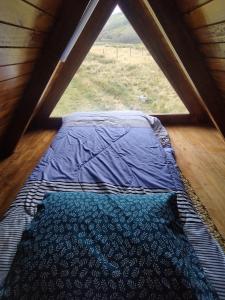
[51,5,188,117]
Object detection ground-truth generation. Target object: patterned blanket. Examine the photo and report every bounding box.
[0,111,225,298]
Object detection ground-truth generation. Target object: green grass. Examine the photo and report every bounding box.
[51,44,188,117]
[97,12,141,44]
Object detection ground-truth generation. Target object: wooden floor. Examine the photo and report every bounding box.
[0,125,225,238]
[0,129,56,216]
[167,125,225,238]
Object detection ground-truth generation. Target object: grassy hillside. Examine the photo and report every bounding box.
[51,11,188,116]
[52,45,188,116]
[97,12,141,44]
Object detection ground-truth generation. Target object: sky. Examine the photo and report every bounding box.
[112,5,122,14]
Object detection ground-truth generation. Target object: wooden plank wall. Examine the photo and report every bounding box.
[0,0,62,139]
[176,0,225,106]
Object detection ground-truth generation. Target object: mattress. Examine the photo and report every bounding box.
[0,111,225,298]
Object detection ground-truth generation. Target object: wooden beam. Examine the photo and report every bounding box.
[118,0,206,120]
[154,114,200,125]
[32,114,202,131]
[0,0,90,157]
[30,117,62,130]
[34,0,117,122]
[145,0,225,138]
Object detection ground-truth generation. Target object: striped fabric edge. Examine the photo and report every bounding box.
[1,181,225,299]
[1,115,225,298]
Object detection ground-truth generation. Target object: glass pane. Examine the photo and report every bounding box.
[51,6,188,117]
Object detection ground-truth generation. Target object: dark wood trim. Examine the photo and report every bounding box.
[146,0,225,138]
[154,113,210,125]
[33,0,117,122]
[0,0,90,157]
[30,117,62,130]
[118,0,206,120]
[32,114,207,132]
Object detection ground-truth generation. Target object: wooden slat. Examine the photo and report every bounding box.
[193,22,225,43]
[0,0,90,157]
[211,70,225,93]
[0,75,30,139]
[0,85,25,125]
[0,94,27,128]
[0,96,24,122]
[34,0,117,122]
[0,0,54,32]
[0,85,26,112]
[184,0,225,29]
[23,0,62,16]
[0,62,34,81]
[200,43,225,58]
[206,58,225,71]
[0,74,30,97]
[0,118,12,140]
[0,48,39,66]
[0,75,30,119]
[0,23,46,47]
[146,0,225,139]
[118,0,206,120]
[175,0,211,13]
[0,96,26,114]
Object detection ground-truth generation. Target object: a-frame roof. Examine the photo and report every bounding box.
[1,0,225,157]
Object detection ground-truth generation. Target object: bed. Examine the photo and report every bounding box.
[0,111,225,298]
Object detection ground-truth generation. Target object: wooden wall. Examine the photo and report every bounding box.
[0,0,62,140]
[176,0,225,106]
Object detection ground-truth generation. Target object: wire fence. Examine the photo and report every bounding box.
[92,46,150,58]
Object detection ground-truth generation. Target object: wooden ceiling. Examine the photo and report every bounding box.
[0,0,225,158]
[176,0,225,105]
[0,0,63,155]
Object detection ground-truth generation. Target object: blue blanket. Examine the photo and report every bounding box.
[30,120,182,191]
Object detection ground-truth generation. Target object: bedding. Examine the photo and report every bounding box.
[0,111,225,298]
[1,192,218,299]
